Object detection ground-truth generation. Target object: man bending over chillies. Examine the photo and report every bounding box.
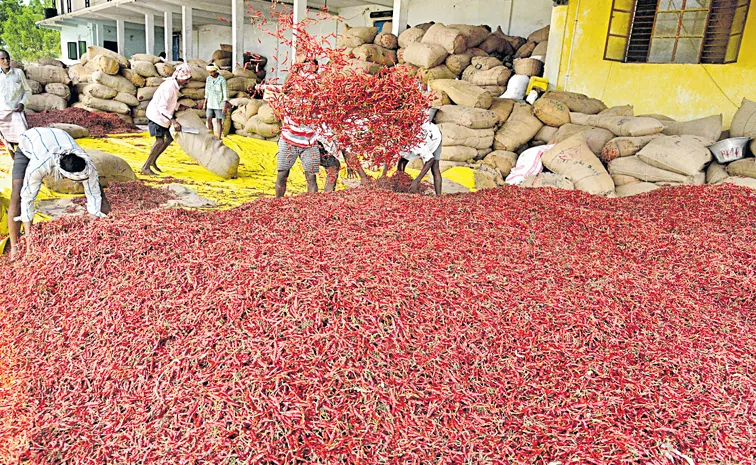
[397,108,443,196]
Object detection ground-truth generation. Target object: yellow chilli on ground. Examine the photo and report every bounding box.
[1,133,477,252]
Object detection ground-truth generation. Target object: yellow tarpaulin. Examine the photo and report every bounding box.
[1,133,477,253]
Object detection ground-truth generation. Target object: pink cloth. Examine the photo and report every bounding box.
[172,63,192,81]
[0,110,28,145]
[506,144,554,185]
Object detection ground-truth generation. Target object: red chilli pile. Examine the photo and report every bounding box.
[1,185,755,464]
[26,107,138,138]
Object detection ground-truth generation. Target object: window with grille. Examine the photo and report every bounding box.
[604,0,750,63]
[78,41,87,58]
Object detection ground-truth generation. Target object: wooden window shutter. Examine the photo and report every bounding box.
[701,0,750,63]
[604,0,638,61]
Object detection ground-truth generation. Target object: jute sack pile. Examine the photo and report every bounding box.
[494,103,543,151]
[429,79,493,109]
[570,113,664,137]
[433,105,498,129]
[600,135,660,162]
[438,123,495,150]
[636,135,712,176]
[521,172,574,190]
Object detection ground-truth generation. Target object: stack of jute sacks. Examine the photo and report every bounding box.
[397,23,549,96]
[337,25,400,74]
[20,58,72,113]
[230,100,280,142]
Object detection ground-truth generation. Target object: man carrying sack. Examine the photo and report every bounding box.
[204,64,230,140]
[8,128,111,260]
[0,49,31,155]
[141,63,192,175]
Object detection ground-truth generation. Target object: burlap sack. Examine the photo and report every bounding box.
[398,27,426,48]
[131,61,159,78]
[133,108,147,118]
[137,86,159,101]
[571,113,665,137]
[488,98,515,126]
[341,26,379,44]
[445,52,473,76]
[513,58,544,77]
[482,150,518,177]
[80,94,130,114]
[526,125,555,145]
[494,103,543,151]
[172,112,239,179]
[475,164,506,189]
[374,32,399,50]
[438,123,494,149]
[46,123,89,139]
[418,65,457,83]
[429,79,493,109]
[541,133,615,196]
[187,58,208,67]
[338,35,365,48]
[532,40,548,57]
[440,145,478,162]
[528,25,550,43]
[600,135,660,162]
[26,94,67,112]
[227,77,256,93]
[190,66,209,82]
[353,44,397,66]
[448,25,489,48]
[38,57,64,68]
[403,42,448,69]
[637,135,712,176]
[730,98,756,139]
[515,41,537,58]
[468,48,488,57]
[727,158,756,179]
[145,77,165,87]
[612,174,641,186]
[479,85,505,96]
[638,114,675,122]
[661,115,722,145]
[609,156,694,183]
[87,55,119,75]
[213,58,232,68]
[477,148,493,160]
[429,89,452,106]
[121,68,146,87]
[245,100,264,119]
[257,104,279,124]
[616,182,659,197]
[545,91,607,114]
[521,172,575,190]
[131,53,161,64]
[155,63,175,78]
[27,80,43,94]
[244,115,281,138]
[344,59,383,75]
[211,50,232,62]
[422,24,467,54]
[181,87,206,100]
[479,34,512,55]
[83,83,117,99]
[93,71,136,94]
[706,162,729,184]
[88,45,129,67]
[434,105,498,129]
[67,64,91,85]
[25,65,71,85]
[114,92,139,107]
[185,80,206,89]
[43,150,136,194]
[44,83,71,101]
[600,105,634,116]
[231,107,249,126]
[533,98,570,127]
[720,176,756,189]
[462,66,511,86]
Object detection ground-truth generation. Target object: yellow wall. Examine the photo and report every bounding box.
[550,1,756,128]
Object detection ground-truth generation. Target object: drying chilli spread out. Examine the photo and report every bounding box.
[71,181,177,213]
[251,1,431,170]
[26,108,139,138]
[1,184,755,464]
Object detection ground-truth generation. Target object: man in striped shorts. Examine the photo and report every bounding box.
[276,116,320,197]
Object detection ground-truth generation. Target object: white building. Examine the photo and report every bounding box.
[39,0,554,80]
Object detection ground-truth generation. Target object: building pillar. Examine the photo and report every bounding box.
[292,0,306,61]
[116,19,125,56]
[391,0,409,36]
[232,0,245,69]
[182,6,193,60]
[164,12,174,60]
[145,14,155,55]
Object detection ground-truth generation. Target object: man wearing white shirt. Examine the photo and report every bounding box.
[7,127,111,260]
[141,64,192,175]
[397,108,443,196]
[0,49,31,154]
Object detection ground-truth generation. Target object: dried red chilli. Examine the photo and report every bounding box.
[70,181,176,212]
[1,183,755,464]
[250,1,431,170]
[26,108,138,138]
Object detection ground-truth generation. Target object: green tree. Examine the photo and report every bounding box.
[0,0,21,47]
[1,0,60,61]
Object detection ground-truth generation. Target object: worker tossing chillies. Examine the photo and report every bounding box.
[397,107,443,196]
